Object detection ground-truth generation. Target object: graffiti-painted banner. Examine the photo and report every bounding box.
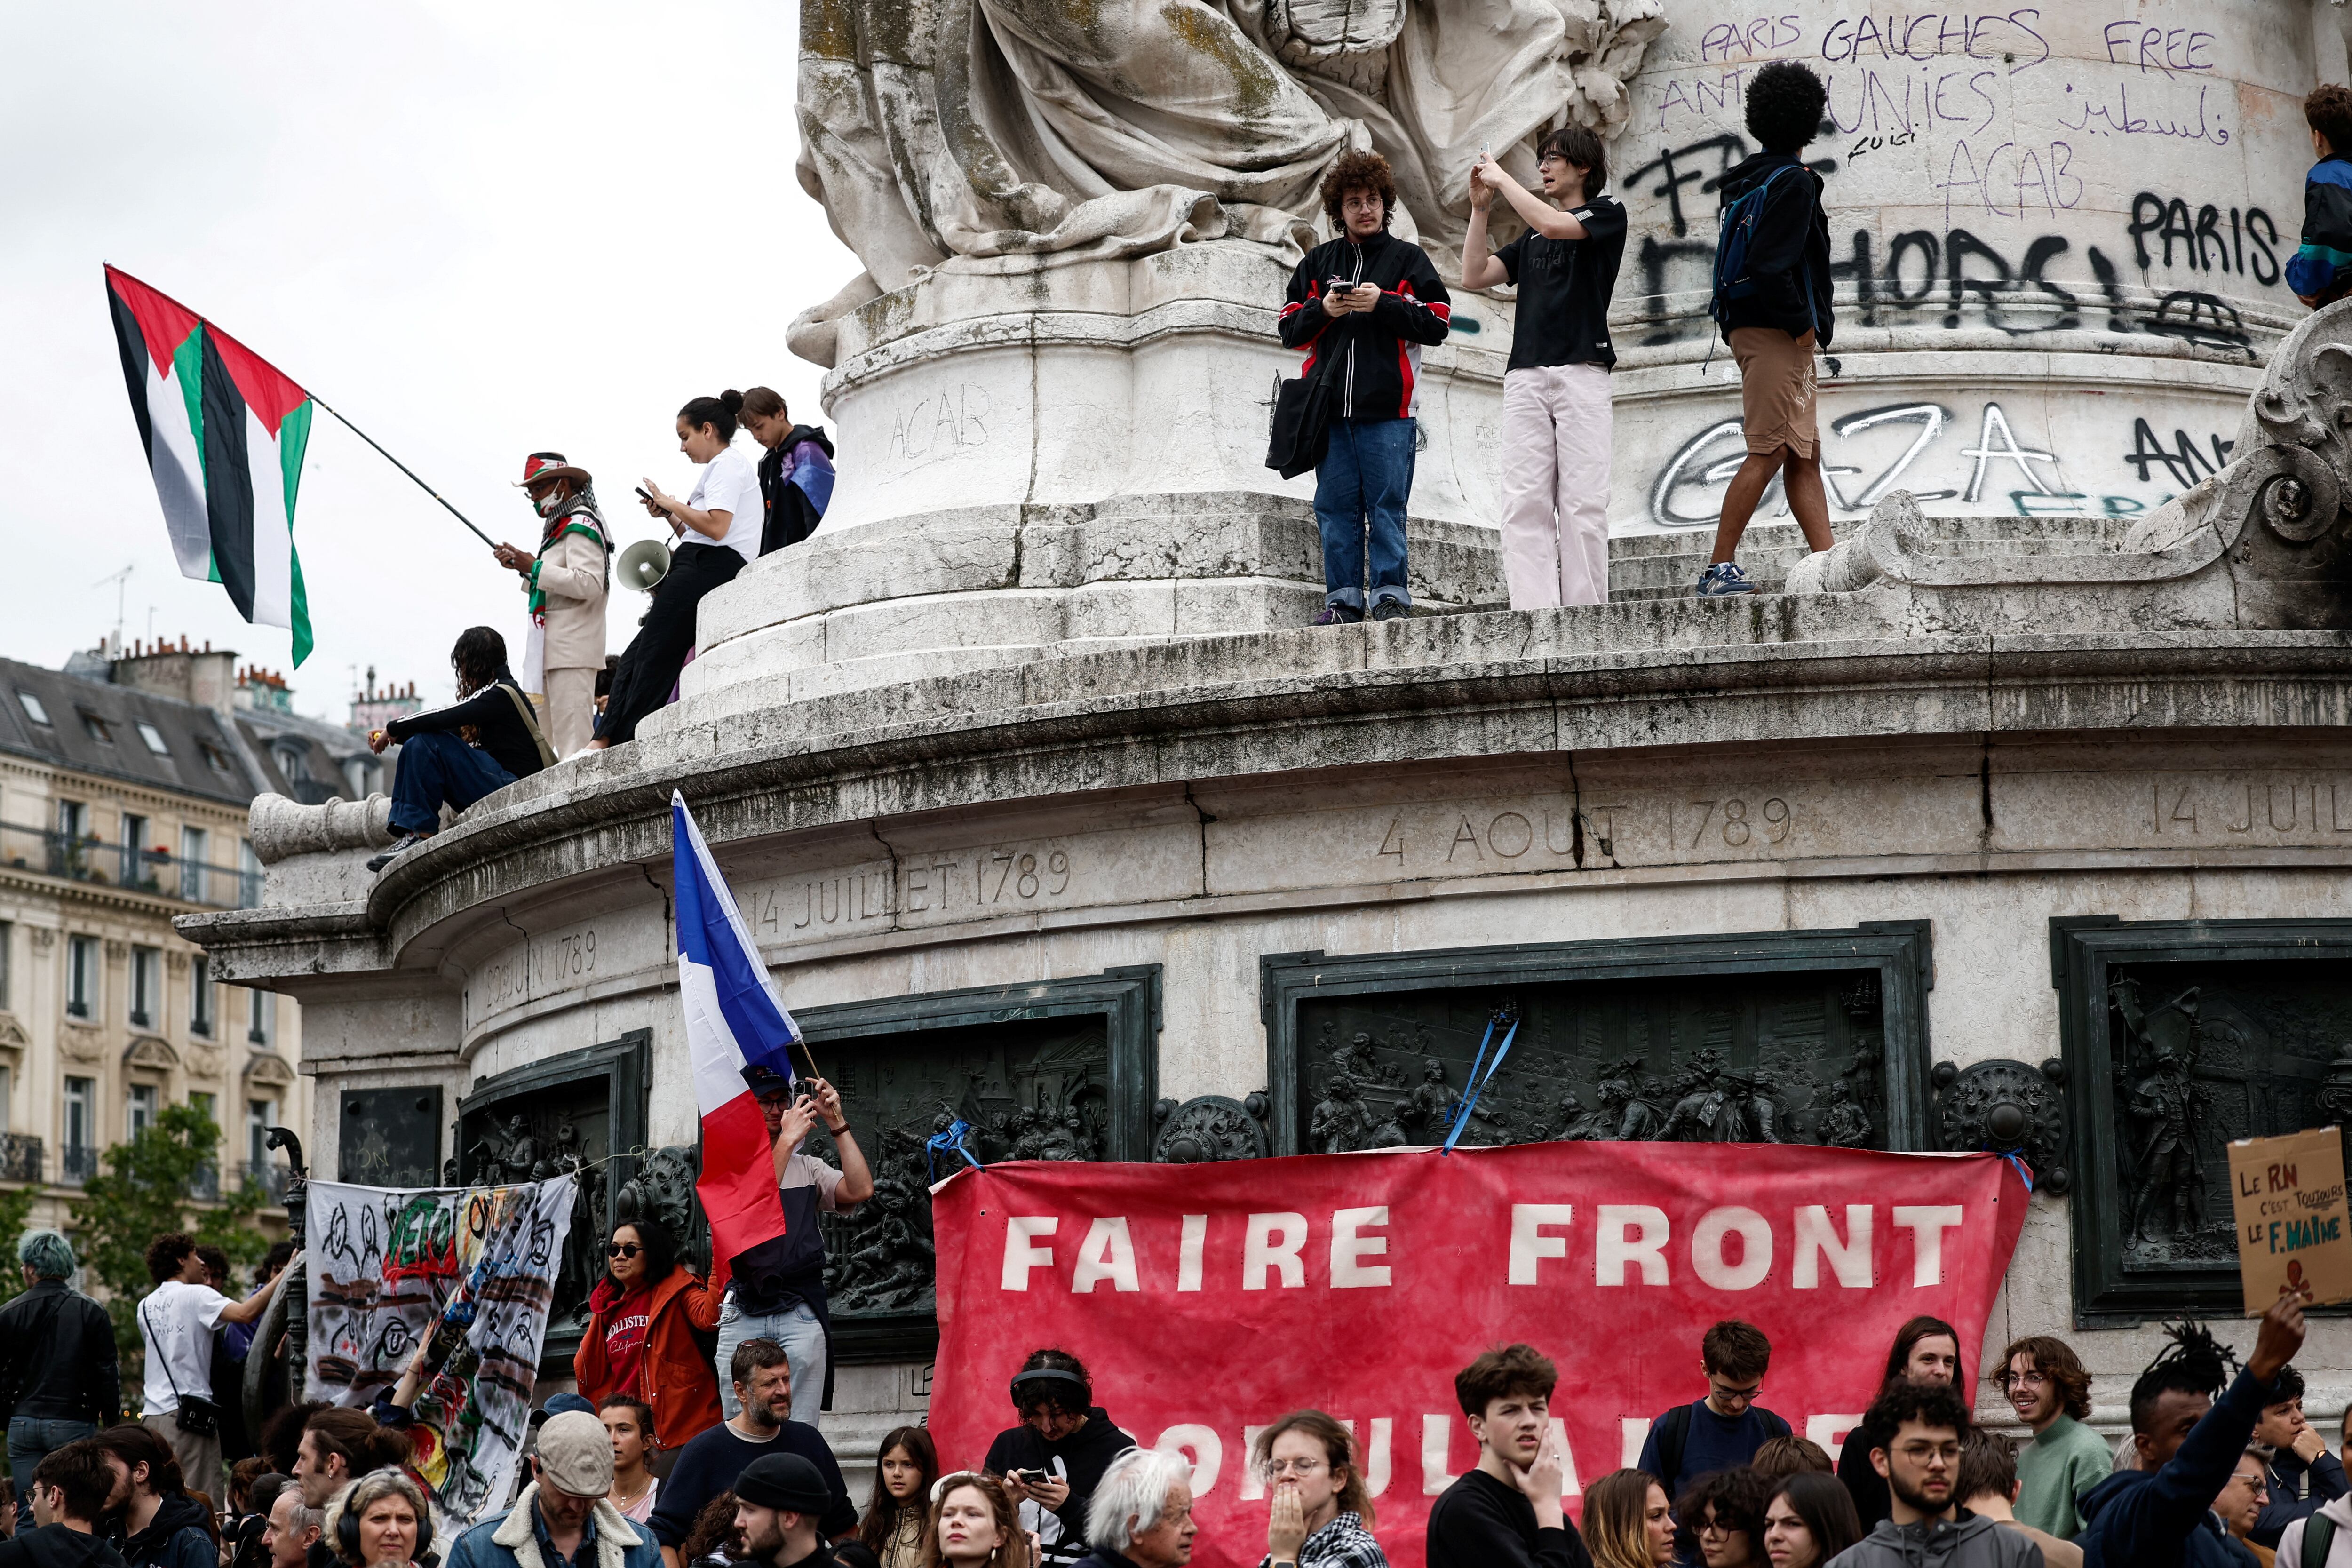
[928,1145,2027,1568]
[307,1176,577,1527]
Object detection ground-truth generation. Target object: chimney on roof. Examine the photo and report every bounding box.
[113,637,239,717]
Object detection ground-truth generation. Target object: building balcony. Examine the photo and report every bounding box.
[239,1162,291,1203]
[0,1133,41,1184]
[57,1145,98,1186]
[0,820,259,908]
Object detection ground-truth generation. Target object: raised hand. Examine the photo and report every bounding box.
[1267,1486,1307,1563]
[2249,1288,2311,1381]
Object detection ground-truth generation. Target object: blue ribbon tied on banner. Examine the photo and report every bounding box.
[927,1118,985,1183]
[1441,1011,1521,1156]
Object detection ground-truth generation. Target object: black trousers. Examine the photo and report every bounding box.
[598,543,742,744]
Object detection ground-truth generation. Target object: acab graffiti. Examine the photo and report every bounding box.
[1647,400,2232,527]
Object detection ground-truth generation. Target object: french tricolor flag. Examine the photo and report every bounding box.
[673,793,796,1287]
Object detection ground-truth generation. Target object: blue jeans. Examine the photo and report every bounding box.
[10,1417,96,1527]
[389,730,518,834]
[715,1298,826,1427]
[1313,417,1416,610]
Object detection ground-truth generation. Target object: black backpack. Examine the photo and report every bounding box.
[1709,164,1815,335]
[1651,1400,1791,1491]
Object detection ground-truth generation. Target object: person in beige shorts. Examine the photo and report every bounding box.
[1695,61,1836,598]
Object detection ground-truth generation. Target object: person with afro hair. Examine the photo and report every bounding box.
[1278,149,1451,626]
[1694,59,1835,600]
[2287,83,2352,308]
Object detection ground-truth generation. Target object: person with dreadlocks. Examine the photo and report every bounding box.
[492,452,611,758]
[2076,1293,2308,1568]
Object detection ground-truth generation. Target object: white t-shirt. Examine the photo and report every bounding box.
[140,1278,229,1414]
[684,446,762,562]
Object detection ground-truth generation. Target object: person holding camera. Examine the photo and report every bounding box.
[133,1236,283,1505]
[1460,127,1626,612]
[982,1351,1135,1568]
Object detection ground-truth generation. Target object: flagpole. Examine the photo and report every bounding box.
[310,397,497,548]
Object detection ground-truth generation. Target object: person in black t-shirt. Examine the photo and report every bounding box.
[366,626,551,872]
[1426,1344,1591,1568]
[1462,127,1627,612]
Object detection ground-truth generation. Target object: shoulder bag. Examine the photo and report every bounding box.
[142,1295,220,1435]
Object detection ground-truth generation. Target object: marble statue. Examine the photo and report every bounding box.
[791,0,1665,359]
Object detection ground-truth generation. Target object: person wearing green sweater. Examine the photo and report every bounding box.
[1996,1335,2112,1539]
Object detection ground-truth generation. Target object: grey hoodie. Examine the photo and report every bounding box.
[1828,1511,2046,1568]
[2277,1491,2352,1567]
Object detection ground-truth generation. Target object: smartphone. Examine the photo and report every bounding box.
[1013,1470,1052,1486]
[635,486,655,504]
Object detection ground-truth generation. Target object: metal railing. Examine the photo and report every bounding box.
[187,1162,220,1202]
[0,1133,41,1184]
[58,1145,98,1185]
[0,821,259,908]
[238,1162,291,1202]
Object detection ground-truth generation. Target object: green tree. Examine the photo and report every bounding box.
[74,1103,273,1401]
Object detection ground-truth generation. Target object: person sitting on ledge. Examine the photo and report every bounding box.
[366,626,553,873]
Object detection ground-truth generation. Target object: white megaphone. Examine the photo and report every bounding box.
[617,538,670,592]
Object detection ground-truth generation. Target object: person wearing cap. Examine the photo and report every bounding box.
[444,1412,661,1568]
[713,1071,872,1430]
[732,1456,842,1568]
[983,1351,1136,1568]
[492,453,611,759]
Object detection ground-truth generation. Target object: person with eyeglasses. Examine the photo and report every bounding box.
[1637,1321,1791,1508]
[1251,1412,1385,1568]
[575,1219,724,1455]
[1990,1335,2106,1541]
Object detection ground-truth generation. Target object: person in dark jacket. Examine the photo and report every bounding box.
[2250,1365,2348,1548]
[2,1233,120,1532]
[1836,1315,1963,1531]
[2287,84,2352,309]
[2,1441,127,1568]
[739,390,834,557]
[983,1352,1138,1568]
[1834,1382,2036,1568]
[2076,1293,2308,1568]
[366,625,550,871]
[1424,1344,1587,1568]
[648,1343,855,1568]
[1695,59,1836,599]
[91,1427,214,1568]
[1279,149,1451,626]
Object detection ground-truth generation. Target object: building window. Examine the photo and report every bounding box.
[0,920,12,1011]
[179,826,208,902]
[247,1098,278,1168]
[65,935,97,1019]
[191,1090,215,1127]
[63,1078,94,1181]
[130,945,160,1028]
[16,692,50,726]
[58,800,87,840]
[80,711,114,745]
[199,741,231,772]
[127,1083,159,1139]
[136,721,169,755]
[191,955,213,1036]
[247,987,274,1046]
[0,1063,11,1129]
[119,812,149,887]
[239,839,262,909]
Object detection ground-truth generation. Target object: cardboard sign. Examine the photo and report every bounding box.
[2230,1128,2352,1314]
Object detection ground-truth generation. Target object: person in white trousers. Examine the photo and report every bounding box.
[1462,128,1629,610]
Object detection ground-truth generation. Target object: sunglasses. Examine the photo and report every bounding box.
[605,1243,641,1258]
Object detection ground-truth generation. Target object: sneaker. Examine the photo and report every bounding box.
[1694,562,1756,597]
[366,832,434,873]
[1370,599,1409,621]
[1313,604,1365,626]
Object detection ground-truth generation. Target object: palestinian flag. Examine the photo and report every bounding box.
[104,265,314,664]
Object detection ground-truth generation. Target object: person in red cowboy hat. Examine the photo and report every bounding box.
[493,452,612,757]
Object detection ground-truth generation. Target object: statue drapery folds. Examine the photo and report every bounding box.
[791,0,1664,361]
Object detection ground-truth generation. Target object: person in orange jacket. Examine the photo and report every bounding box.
[574,1218,724,1452]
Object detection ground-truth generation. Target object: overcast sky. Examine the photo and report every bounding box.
[1,3,856,716]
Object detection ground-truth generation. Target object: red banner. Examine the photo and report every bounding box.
[929,1143,2028,1568]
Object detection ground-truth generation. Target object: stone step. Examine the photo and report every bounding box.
[1596,509,2133,602]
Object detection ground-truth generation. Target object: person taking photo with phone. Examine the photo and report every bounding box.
[983,1352,1136,1568]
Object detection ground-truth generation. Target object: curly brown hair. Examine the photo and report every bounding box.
[1320,150,1397,232]
[2311,84,2352,156]
[1989,1334,2094,1421]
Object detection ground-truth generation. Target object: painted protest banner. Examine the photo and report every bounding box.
[307,1176,576,1526]
[2230,1127,2352,1314]
[928,1143,2027,1568]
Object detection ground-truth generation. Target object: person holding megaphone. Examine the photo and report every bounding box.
[591,390,762,750]
[491,452,611,758]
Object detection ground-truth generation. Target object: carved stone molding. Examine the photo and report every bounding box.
[1932,1058,2069,1194]
[59,1027,102,1063]
[28,928,55,954]
[0,1014,26,1051]
[124,1035,180,1072]
[103,940,127,961]
[244,1052,298,1090]
[167,951,190,974]
[1154,1094,1270,1163]
[187,1042,228,1080]
[249,792,394,864]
